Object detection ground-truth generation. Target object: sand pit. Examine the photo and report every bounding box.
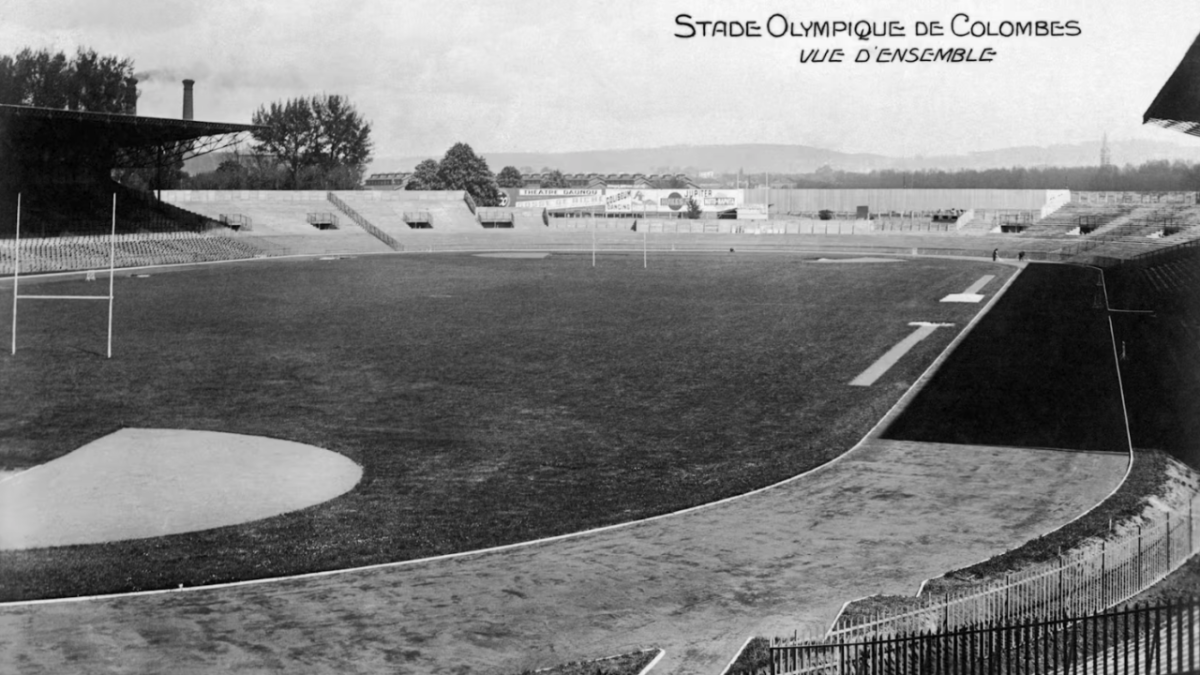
[0,429,361,550]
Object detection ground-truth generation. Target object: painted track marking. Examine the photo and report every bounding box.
[941,274,996,303]
[849,322,953,387]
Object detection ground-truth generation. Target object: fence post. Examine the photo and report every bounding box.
[1138,524,1143,591]
[1101,540,1107,609]
[1058,555,1065,619]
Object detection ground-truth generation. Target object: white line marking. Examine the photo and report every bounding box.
[638,648,666,674]
[963,274,996,295]
[849,322,950,386]
[940,274,995,303]
[940,293,984,303]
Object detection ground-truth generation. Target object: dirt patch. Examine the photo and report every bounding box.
[0,428,361,550]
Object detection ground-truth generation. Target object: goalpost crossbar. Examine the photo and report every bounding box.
[10,193,118,358]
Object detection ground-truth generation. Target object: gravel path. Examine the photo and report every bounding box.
[0,438,1124,674]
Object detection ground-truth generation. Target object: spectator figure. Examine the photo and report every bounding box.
[1018,251,1026,262]
[992,248,998,261]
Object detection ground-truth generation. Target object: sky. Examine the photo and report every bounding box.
[2,0,1199,166]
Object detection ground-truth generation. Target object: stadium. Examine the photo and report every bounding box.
[3,17,1200,675]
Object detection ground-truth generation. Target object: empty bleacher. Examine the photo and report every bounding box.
[10,183,215,237]
[330,190,483,236]
[13,189,1200,274]
[1019,201,1139,237]
[162,191,343,235]
[0,231,267,275]
[160,190,394,255]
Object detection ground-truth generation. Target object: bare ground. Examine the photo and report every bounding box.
[0,438,1125,674]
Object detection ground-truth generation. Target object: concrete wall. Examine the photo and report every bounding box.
[161,190,329,202]
[746,189,1062,214]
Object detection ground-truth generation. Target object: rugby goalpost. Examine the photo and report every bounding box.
[10,193,117,358]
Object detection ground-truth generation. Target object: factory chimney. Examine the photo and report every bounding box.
[182,79,195,120]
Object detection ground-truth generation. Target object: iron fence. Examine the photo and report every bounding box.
[771,597,1200,675]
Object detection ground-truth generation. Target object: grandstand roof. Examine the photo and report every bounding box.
[1144,32,1200,138]
[0,104,261,147]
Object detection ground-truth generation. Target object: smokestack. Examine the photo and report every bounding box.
[182,79,195,120]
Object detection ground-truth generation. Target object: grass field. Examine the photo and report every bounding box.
[0,252,1010,600]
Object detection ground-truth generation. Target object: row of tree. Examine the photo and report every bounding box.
[9,47,1200,196]
[1,46,375,192]
[0,47,138,113]
[182,94,374,191]
[761,161,1200,192]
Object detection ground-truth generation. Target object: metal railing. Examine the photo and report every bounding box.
[771,597,1200,675]
[325,192,403,250]
[770,490,1200,665]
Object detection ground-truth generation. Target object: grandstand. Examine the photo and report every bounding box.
[6,184,1200,271]
[160,190,394,256]
[331,190,483,235]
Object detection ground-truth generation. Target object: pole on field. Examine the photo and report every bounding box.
[592,223,596,268]
[11,193,20,355]
[10,192,115,358]
[643,224,647,269]
[106,193,116,359]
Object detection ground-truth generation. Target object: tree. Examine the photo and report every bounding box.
[496,165,524,188]
[685,196,703,219]
[406,159,442,190]
[435,142,502,206]
[0,47,137,112]
[251,94,372,189]
[539,169,570,188]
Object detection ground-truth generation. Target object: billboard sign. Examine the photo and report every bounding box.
[500,188,605,210]
[496,188,745,213]
[605,189,744,214]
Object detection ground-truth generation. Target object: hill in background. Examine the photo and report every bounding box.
[366,139,1199,177]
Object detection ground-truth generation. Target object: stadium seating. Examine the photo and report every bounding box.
[331,191,484,235]
[15,183,214,237]
[0,231,267,275]
[162,191,348,235]
[160,191,395,255]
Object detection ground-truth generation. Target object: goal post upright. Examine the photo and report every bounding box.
[11,193,20,355]
[106,193,116,359]
[9,192,118,358]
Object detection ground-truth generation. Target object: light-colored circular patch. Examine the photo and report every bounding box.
[0,429,361,550]
[473,252,551,259]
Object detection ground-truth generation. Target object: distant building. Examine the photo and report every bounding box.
[519,172,698,189]
[364,171,699,191]
[364,172,411,190]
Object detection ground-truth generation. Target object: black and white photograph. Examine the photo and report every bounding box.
[1,1,1199,673]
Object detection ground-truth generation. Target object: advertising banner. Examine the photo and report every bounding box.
[604,189,744,214]
[497,188,746,213]
[737,204,768,220]
[500,188,605,210]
